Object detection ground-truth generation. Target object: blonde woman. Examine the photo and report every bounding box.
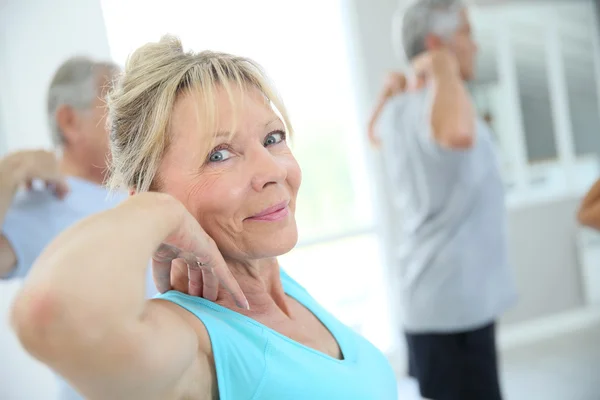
[10,36,398,400]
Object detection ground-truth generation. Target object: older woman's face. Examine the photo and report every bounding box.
[158,86,301,260]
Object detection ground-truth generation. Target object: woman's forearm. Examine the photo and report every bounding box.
[11,192,182,350]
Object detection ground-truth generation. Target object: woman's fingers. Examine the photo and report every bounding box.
[152,259,172,293]
[153,206,249,309]
[152,243,179,293]
[171,259,190,293]
[200,268,218,302]
[187,261,204,298]
[208,260,249,310]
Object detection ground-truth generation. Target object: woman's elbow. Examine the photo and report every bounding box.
[10,287,66,360]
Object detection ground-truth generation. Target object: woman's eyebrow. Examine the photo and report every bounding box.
[215,130,232,138]
[213,117,281,138]
[264,117,281,128]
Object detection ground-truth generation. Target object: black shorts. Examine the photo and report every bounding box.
[405,322,502,400]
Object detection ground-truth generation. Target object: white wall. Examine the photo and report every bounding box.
[503,197,585,324]
[0,0,111,398]
[0,0,112,153]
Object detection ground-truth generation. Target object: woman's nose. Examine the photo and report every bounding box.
[250,147,287,192]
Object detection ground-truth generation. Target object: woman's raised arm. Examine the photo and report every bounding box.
[10,192,246,399]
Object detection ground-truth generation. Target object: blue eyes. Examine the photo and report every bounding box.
[264,131,285,146]
[209,149,232,162]
[207,130,286,163]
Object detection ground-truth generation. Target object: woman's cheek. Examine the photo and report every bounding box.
[285,155,302,193]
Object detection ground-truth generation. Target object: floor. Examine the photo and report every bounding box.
[396,322,600,400]
[500,322,600,400]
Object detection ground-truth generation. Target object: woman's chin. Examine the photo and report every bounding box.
[253,229,298,259]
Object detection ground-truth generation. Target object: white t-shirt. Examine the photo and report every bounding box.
[2,177,158,400]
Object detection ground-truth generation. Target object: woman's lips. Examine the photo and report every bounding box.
[247,201,290,222]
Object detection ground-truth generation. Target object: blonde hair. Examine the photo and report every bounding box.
[106,35,292,192]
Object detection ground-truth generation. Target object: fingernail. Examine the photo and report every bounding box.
[236,299,250,310]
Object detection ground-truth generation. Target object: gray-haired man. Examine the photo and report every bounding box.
[0,57,157,400]
[371,1,517,399]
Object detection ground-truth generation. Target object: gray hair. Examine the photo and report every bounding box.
[397,0,464,61]
[47,57,119,146]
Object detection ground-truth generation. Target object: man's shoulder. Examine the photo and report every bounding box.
[383,88,429,120]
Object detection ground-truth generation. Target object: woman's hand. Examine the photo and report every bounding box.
[151,201,249,309]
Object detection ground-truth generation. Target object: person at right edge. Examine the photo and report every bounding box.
[369,1,517,399]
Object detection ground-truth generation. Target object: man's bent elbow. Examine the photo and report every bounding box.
[438,132,475,150]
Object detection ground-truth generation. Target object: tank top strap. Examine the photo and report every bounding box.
[156,291,270,400]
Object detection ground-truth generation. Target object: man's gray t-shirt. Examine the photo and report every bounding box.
[380,87,517,333]
[2,177,158,400]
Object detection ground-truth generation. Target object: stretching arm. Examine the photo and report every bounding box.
[0,170,19,277]
[429,71,475,149]
[10,193,212,399]
[0,150,69,278]
[418,49,476,149]
[368,72,407,147]
[578,178,600,230]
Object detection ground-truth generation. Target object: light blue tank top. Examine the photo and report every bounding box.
[157,269,398,400]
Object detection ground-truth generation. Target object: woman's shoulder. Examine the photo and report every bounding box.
[153,291,223,327]
[148,295,213,348]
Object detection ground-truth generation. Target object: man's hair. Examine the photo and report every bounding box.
[47,56,119,147]
[396,0,464,61]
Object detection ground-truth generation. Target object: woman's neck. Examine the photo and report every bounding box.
[218,257,290,317]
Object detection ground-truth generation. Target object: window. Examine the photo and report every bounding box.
[101,0,393,352]
[511,22,557,164]
[470,2,600,197]
[560,7,600,157]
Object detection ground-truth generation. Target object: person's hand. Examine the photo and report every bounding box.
[151,202,249,309]
[0,150,69,199]
[382,71,407,99]
[413,48,460,80]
